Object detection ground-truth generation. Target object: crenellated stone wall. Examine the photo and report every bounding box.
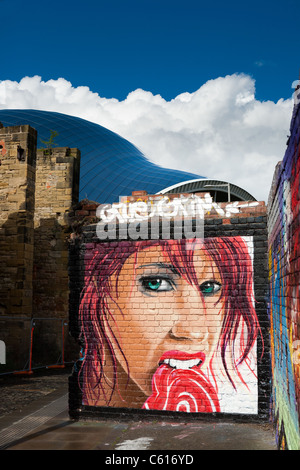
[0,123,81,371]
[33,147,80,320]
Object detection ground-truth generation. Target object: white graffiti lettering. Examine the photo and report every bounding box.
[97,194,259,223]
[95,194,259,240]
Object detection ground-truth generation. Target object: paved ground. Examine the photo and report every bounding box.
[0,367,70,418]
[0,367,278,452]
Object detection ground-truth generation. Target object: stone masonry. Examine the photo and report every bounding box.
[32,147,81,366]
[0,124,37,369]
[0,123,80,371]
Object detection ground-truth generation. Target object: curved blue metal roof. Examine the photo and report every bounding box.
[0,109,205,204]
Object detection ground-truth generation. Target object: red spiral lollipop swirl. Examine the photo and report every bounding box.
[143,351,220,413]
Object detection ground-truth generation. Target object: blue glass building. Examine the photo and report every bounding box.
[0,109,255,203]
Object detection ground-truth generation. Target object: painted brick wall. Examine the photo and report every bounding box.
[267,93,300,450]
[69,195,270,421]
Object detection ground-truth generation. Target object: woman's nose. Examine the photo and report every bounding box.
[170,285,208,341]
[170,320,209,342]
[170,312,208,342]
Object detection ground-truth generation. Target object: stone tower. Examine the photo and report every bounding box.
[0,123,81,371]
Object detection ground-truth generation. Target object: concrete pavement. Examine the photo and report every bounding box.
[0,384,278,451]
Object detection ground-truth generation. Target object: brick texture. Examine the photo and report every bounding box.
[69,195,270,422]
[268,97,300,450]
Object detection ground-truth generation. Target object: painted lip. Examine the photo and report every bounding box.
[159,350,205,370]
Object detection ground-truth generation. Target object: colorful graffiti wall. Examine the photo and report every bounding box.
[69,200,270,420]
[268,94,300,450]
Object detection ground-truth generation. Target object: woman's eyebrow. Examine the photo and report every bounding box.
[137,263,180,275]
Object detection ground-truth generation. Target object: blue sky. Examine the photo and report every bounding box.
[1,0,299,102]
[0,0,299,201]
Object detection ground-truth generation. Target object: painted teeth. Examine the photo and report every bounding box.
[163,358,202,369]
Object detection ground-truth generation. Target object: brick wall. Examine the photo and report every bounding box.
[69,194,270,421]
[268,95,300,450]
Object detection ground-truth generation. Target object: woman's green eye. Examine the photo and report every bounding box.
[200,281,221,296]
[148,279,161,290]
[140,277,174,292]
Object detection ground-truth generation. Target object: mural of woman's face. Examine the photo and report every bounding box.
[106,242,225,397]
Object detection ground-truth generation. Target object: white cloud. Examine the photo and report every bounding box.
[0,74,293,202]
